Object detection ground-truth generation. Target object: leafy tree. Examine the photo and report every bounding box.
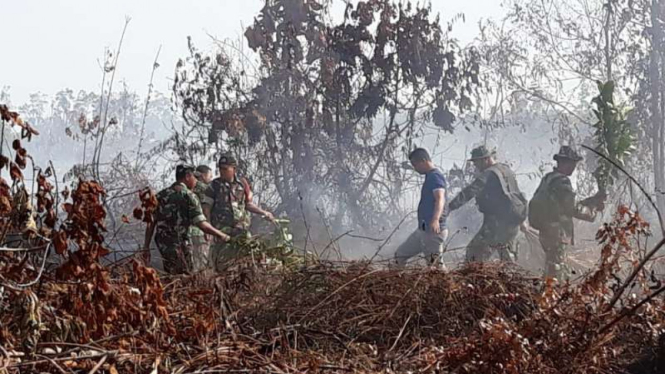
[591,80,635,192]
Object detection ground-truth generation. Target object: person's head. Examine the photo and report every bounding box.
[217,153,238,182]
[553,146,583,176]
[469,146,496,172]
[196,165,213,184]
[408,148,434,174]
[175,164,197,189]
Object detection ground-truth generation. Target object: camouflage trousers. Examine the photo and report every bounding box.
[209,230,251,272]
[190,235,211,273]
[156,242,192,274]
[539,226,570,280]
[466,215,519,263]
[394,228,449,267]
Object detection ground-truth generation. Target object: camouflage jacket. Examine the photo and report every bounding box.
[538,170,594,242]
[203,176,251,233]
[449,163,515,216]
[188,180,213,238]
[154,182,206,247]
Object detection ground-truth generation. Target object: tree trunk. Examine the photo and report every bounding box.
[604,0,613,82]
[650,0,665,215]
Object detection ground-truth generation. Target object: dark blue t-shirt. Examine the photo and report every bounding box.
[418,168,448,231]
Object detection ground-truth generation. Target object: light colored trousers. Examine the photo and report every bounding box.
[394,228,448,267]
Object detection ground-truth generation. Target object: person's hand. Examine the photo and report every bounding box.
[218,233,231,243]
[263,211,276,223]
[520,222,540,237]
[429,219,441,234]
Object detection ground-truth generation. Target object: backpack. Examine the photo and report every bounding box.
[487,164,528,225]
[528,172,563,230]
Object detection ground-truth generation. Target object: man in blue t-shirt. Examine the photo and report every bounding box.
[394,148,448,267]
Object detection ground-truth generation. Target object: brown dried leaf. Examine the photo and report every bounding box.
[9,162,23,181]
[15,153,26,169]
[132,207,143,220]
[45,209,57,228]
[53,230,68,254]
[0,195,10,215]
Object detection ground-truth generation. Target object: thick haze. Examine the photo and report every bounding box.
[0,0,503,104]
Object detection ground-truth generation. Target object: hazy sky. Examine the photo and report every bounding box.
[0,0,504,104]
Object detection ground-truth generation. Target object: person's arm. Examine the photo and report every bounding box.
[448,176,486,211]
[429,189,446,234]
[247,202,275,222]
[574,204,597,222]
[201,183,214,220]
[240,176,274,222]
[143,220,155,264]
[553,177,595,222]
[202,205,212,221]
[186,190,230,241]
[196,220,230,242]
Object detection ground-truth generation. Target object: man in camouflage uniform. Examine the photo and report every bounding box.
[196,165,214,184]
[448,146,526,263]
[202,154,275,272]
[144,165,230,274]
[187,165,215,272]
[533,146,601,280]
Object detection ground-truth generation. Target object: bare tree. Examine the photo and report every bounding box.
[174,0,480,232]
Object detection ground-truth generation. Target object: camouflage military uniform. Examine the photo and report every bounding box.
[536,170,593,279]
[154,182,207,274]
[203,177,251,271]
[449,163,521,263]
[188,180,214,272]
[532,146,597,280]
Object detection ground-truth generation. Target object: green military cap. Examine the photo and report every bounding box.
[469,145,496,160]
[553,146,583,162]
[176,164,196,174]
[194,164,212,178]
[217,153,238,167]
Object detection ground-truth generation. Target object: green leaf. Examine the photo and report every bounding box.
[601,80,615,103]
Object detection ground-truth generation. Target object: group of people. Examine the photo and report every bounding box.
[143,154,274,274]
[396,145,605,279]
[144,145,604,280]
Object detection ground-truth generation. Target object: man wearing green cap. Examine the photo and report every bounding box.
[203,153,275,271]
[448,146,527,263]
[196,165,214,184]
[144,164,230,274]
[529,146,603,279]
[188,165,215,271]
